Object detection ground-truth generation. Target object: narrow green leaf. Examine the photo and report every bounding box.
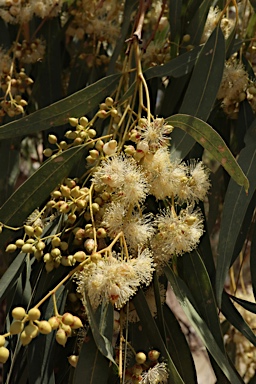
[186,0,212,45]
[84,293,117,368]
[221,292,256,347]
[0,74,120,139]
[169,0,182,57]
[170,26,225,159]
[215,122,256,306]
[73,330,110,384]
[145,46,201,79]
[164,266,243,384]
[229,294,256,314]
[0,252,26,301]
[177,250,225,352]
[167,114,249,191]
[163,304,197,383]
[251,223,256,300]
[133,289,185,384]
[0,145,87,253]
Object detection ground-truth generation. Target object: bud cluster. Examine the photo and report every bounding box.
[0,307,83,364]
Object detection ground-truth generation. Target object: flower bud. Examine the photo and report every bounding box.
[68,117,78,127]
[51,248,61,258]
[37,320,52,334]
[148,349,160,361]
[0,347,9,363]
[84,239,95,253]
[60,185,71,198]
[36,241,45,251]
[5,244,17,253]
[103,140,117,155]
[79,116,88,127]
[24,225,34,237]
[61,323,72,336]
[89,149,99,159]
[124,145,136,156]
[62,313,74,326]
[43,148,53,157]
[95,139,104,151]
[12,307,26,320]
[56,328,67,346]
[88,129,96,138]
[10,320,24,335]
[96,228,107,238]
[15,239,25,247]
[91,203,100,213]
[0,335,5,347]
[48,134,58,144]
[90,252,102,263]
[136,352,147,364]
[68,354,78,367]
[27,308,41,321]
[59,141,68,150]
[48,316,60,330]
[51,236,61,248]
[73,251,86,262]
[24,322,39,338]
[20,331,32,346]
[71,316,83,329]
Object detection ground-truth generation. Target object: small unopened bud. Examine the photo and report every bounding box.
[124,145,136,156]
[68,354,78,367]
[51,248,61,258]
[12,307,26,320]
[105,97,114,106]
[103,140,117,155]
[48,316,60,330]
[60,185,70,198]
[79,116,88,127]
[0,335,5,347]
[136,352,147,364]
[10,320,24,335]
[62,313,74,326]
[96,228,107,238]
[0,347,9,363]
[56,328,67,347]
[73,251,86,262]
[37,320,52,334]
[61,323,72,336]
[86,155,96,164]
[52,236,61,248]
[15,239,25,247]
[89,149,99,159]
[27,308,41,321]
[137,141,149,153]
[21,243,34,253]
[84,239,95,253]
[48,134,58,144]
[24,225,34,237]
[91,203,100,213]
[95,139,104,151]
[148,349,160,361]
[5,244,17,253]
[71,316,83,329]
[68,117,78,127]
[36,241,45,251]
[90,252,102,263]
[88,129,97,138]
[20,331,32,346]
[24,322,39,338]
[43,148,53,157]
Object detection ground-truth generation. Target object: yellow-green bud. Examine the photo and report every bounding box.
[24,225,34,237]
[88,129,97,138]
[51,248,61,258]
[36,241,45,251]
[71,316,83,329]
[51,237,61,248]
[68,117,78,127]
[56,329,67,346]
[79,116,88,127]
[59,141,68,150]
[37,320,52,334]
[5,244,17,253]
[60,185,71,198]
[148,349,160,361]
[182,34,191,43]
[135,352,147,364]
[0,347,9,363]
[43,148,53,157]
[24,322,39,338]
[73,251,86,262]
[48,316,60,330]
[91,203,100,213]
[0,335,5,347]
[60,241,68,251]
[105,97,113,107]
[20,331,32,346]
[15,239,25,247]
[21,244,34,253]
[62,313,74,326]
[95,139,104,151]
[27,308,41,321]
[96,228,107,238]
[12,307,26,320]
[89,149,99,159]
[68,355,78,367]
[10,320,24,335]
[48,134,58,144]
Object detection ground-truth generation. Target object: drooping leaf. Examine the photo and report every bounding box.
[0,145,88,253]
[177,250,225,352]
[163,304,197,383]
[133,289,185,384]
[229,294,256,314]
[169,25,225,159]
[221,292,256,347]
[73,329,110,384]
[0,74,121,139]
[167,113,249,191]
[84,293,117,368]
[215,120,256,306]
[164,265,243,384]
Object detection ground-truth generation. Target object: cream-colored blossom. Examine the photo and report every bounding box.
[140,362,169,384]
[76,249,154,309]
[151,207,204,264]
[138,118,173,152]
[103,202,154,250]
[92,154,149,205]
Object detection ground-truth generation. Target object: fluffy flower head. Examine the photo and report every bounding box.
[140,362,169,384]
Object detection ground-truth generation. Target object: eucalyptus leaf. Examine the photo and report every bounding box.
[164,265,243,384]
[167,114,249,191]
[0,74,121,139]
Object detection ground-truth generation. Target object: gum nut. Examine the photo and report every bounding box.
[0,347,9,363]
[12,306,26,320]
[27,308,41,321]
[56,329,67,346]
[62,313,74,326]
[10,320,24,335]
[37,320,52,334]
